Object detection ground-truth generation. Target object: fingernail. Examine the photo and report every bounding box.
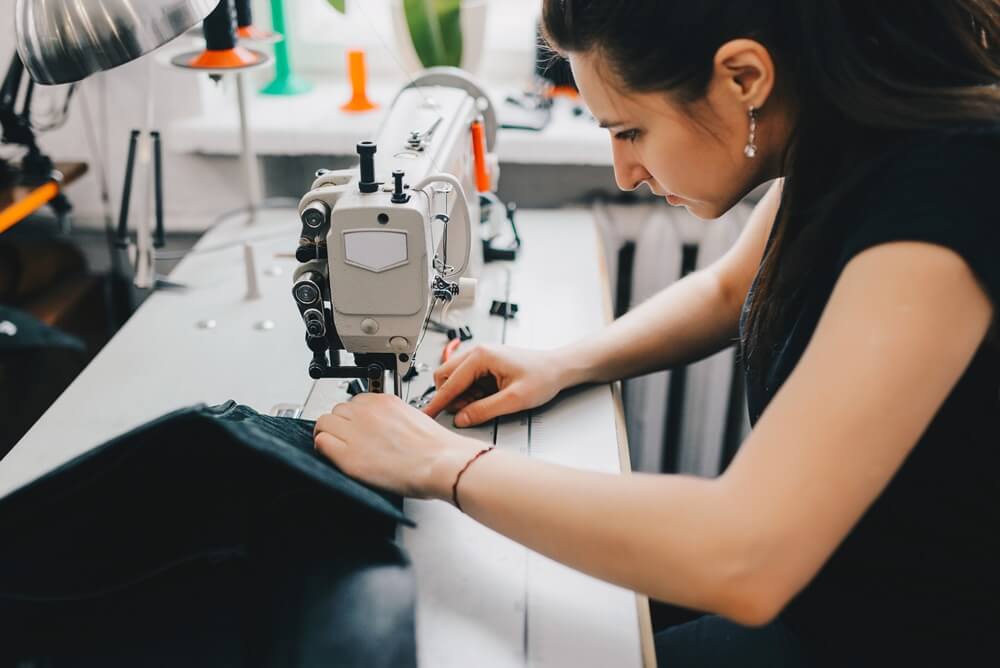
[455,413,470,427]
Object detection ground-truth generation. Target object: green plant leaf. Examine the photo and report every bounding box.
[326,0,346,13]
[403,0,463,68]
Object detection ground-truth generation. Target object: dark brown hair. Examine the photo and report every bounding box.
[542,0,1000,374]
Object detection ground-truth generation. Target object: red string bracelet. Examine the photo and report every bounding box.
[452,446,495,512]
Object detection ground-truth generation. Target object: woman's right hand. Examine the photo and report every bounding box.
[422,345,575,427]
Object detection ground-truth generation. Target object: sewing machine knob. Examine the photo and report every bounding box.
[389,336,409,353]
[293,270,324,305]
[303,308,326,337]
[357,141,379,194]
[301,201,329,229]
[306,334,328,352]
[361,318,379,335]
[391,170,409,204]
[294,282,320,305]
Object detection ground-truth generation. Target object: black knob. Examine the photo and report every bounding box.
[391,170,409,204]
[309,361,325,379]
[306,334,328,352]
[235,0,253,30]
[203,0,238,52]
[295,246,314,263]
[303,308,326,337]
[357,141,378,194]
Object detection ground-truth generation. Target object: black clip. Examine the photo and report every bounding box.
[490,301,519,319]
[447,325,473,341]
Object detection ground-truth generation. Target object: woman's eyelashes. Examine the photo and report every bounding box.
[614,128,641,143]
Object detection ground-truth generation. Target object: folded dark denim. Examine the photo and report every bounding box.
[0,401,417,667]
[0,400,412,600]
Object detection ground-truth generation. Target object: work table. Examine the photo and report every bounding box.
[1,207,654,667]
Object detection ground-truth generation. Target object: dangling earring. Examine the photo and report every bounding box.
[744,105,758,159]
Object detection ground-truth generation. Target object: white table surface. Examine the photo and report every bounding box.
[1,207,654,667]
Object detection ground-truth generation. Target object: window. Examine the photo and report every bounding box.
[286,0,540,85]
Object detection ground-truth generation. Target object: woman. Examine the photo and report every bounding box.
[314,1,1000,665]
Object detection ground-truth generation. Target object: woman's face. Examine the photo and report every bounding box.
[569,50,783,220]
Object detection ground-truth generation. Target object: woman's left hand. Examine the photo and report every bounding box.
[313,393,482,500]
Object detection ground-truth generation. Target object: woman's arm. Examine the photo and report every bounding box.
[317,239,993,626]
[559,180,782,386]
[434,241,993,624]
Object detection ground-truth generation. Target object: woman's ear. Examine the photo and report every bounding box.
[711,39,776,110]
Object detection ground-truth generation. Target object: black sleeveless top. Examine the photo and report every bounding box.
[740,126,1000,666]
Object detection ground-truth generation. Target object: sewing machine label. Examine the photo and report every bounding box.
[343,230,409,273]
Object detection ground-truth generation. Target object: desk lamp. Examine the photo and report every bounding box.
[14,0,268,304]
[15,0,217,85]
[14,0,218,302]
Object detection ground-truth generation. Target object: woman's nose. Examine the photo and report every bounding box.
[611,142,651,192]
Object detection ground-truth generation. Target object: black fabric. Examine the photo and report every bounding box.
[0,305,88,457]
[0,305,85,353]
[0,401,417,667]
[655,615,807,668]
[740,126,1000,666]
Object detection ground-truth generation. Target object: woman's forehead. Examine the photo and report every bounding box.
[569,52,638,123]
[570,52,688,127]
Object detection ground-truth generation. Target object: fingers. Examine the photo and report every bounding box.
[455,385,521,427]
[423,352,490,418]
[445,395,477,415]
[314,431,347,461]
[313,411,351,438]
[433,346,473,386]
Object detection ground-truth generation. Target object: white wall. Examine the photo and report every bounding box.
[2,0,545,233]
[1,0,540,234]
[2,0,250,232]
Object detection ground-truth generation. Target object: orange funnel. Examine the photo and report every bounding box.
[341,49,378,113]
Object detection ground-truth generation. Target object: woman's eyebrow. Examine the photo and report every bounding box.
[597,118,627,129]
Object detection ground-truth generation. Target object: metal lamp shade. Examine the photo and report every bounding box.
[14,0,219,85]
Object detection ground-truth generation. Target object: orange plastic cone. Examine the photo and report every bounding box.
[341,49,378,113]
[471,120,490,193]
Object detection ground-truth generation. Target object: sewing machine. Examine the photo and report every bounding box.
[291,69,500,396]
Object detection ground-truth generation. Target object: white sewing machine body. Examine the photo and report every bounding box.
[291,72,498,392]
